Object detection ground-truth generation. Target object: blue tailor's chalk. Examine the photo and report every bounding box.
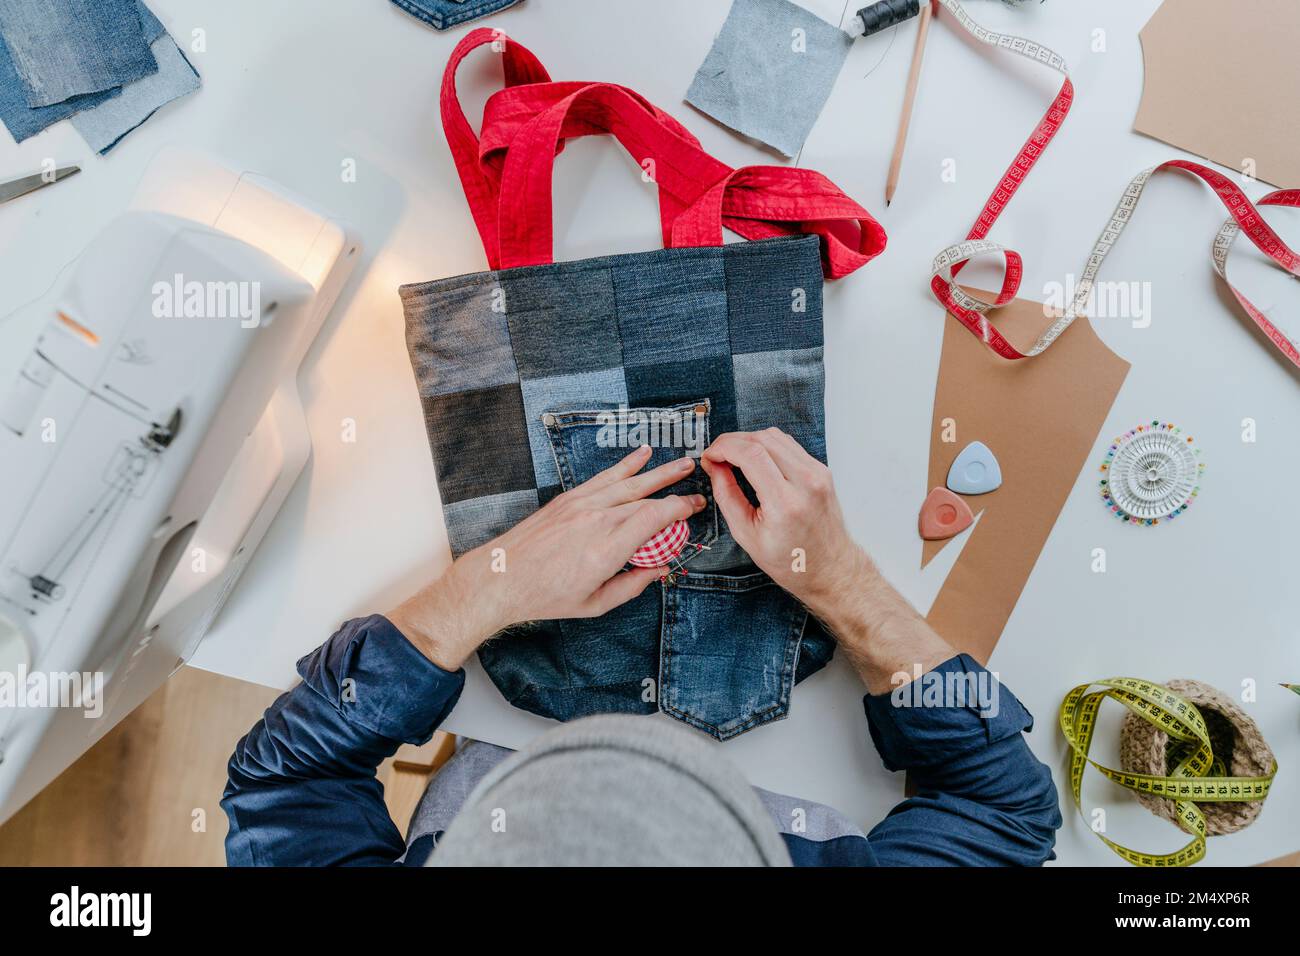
[946,441,1002,495]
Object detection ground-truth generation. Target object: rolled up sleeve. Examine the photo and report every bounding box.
[862,654,1062,866]
[222,615,464,866]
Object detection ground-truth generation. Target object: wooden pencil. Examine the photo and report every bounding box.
[885,0,933,206]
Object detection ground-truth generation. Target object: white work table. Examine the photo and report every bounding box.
[1,0,1296,866]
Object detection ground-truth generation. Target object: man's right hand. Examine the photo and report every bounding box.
[701,429,955,693]
[700,429,867,624]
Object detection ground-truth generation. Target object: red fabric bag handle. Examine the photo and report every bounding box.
[494,81,736,268]
[440,29,885,278]
[441,29,700,267]
[668,165,888,280]
[440,29,553,270]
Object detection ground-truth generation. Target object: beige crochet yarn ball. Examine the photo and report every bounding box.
[1119,678,1274,835]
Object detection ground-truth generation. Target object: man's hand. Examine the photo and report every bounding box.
[701,429,954,693]
[389,445,704,672]
[699,429,866,622]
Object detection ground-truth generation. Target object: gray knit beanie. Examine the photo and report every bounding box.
[429,714,792,867]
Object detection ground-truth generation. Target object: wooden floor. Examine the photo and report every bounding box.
[0,666,452,866]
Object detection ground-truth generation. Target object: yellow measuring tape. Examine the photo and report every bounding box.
[1059,678,1277,866]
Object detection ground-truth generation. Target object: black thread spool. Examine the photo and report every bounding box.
[853,0,921,38]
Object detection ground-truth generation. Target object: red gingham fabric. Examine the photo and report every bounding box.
[440,29,885,279]
[629,519,690,568]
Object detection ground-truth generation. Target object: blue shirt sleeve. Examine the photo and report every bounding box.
[221,614,465,866]
[860,654,1062,866]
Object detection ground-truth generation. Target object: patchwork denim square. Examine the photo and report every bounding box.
[503,268,622,378]
[624,354,739,439]
[443,488,539,556]
[423,383,535,503]
[732,346,827,461]
[519,366,628,489]
[402,279,520,398]
[613,250,730,366]
[726,239,825,354]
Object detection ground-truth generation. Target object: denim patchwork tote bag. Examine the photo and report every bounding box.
[401,30,886,740]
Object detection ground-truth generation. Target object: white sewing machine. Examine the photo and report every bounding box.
[0,150,358,823]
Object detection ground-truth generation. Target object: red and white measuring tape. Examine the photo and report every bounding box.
[927,0,1300,367]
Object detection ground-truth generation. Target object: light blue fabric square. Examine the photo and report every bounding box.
[732,346,826,460]
[686,0,852,157]
[71,32,199,154]
[519,367,628,489]
[443,488,539,557]
[402,278,522,399]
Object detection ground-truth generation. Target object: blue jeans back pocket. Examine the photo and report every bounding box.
[539,398,814,740]
[542,399,718,566]
[660,570,807,740]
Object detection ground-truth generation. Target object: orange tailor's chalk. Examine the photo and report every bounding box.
[919,487,974,540]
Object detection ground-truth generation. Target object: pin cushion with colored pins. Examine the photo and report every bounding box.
[1098,421,1204,526]
[629,518,710,581]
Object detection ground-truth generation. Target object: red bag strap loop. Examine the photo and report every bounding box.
[440,28,553,268]
[477,80,701,164]
[670,166,888,279]
[495,81,734,268]
[439,31,885,278]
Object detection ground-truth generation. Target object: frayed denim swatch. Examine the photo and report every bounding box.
[71,29,198,153]
[0,0,156,106]
[686,0,852,157]
[390,0,523,32]
[0,0,198,152]
[0,44,122,142]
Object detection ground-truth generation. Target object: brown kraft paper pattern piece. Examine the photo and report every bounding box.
[922,291,1130,664]
[1135,0,1300,189]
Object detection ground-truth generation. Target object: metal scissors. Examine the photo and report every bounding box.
[0,165,80,205]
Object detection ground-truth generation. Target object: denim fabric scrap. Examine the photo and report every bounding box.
[0,0,192,150]
[685,0,852,157]
[0,0,163,141]
[71,32,199,154]
[390,0,523,32]
[0,39,120,142]
[0,0,156,106]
